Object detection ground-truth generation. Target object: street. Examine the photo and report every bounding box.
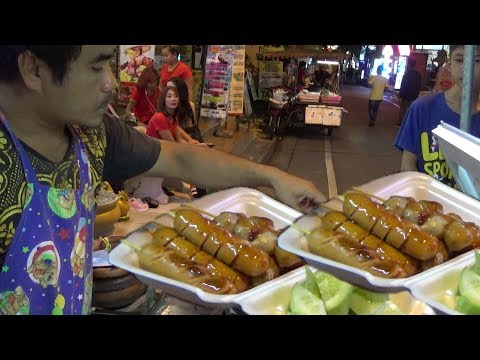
[269,85,403,198]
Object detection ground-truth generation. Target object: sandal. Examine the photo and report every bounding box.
[128,197,149,212]
[189,187,206,199]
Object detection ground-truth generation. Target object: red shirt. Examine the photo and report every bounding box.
[160,62,193,87]
[146,112,178,140]
[130,87,159,124]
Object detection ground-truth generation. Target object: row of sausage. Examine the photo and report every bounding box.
[306,192,480,278]
[138,209,303,294]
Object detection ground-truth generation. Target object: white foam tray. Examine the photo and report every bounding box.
[235,266,435,315]
[278,171,480,294]
[108,187,303,309]
[408,251,475,315]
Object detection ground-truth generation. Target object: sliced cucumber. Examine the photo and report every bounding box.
[457,266,480,314]
[304,267,322,300]
[314,270,354,315]
[349,288,389,315]
[456,295,480,315]
[289,282,326,315]
[373,301,404,315]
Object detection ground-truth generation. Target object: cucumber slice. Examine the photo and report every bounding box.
[314,270,354,315]
[457,267,480,314]
[456,295,480,315]
[304,267,322,299]
[349,288,389,315]
[373,301,404,315]
[289,283,326,315]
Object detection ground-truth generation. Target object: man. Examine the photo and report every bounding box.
[394,45,480,188]
[0,45,325,315]
[433,49,454,93]
[396,59,422,127]
[367,65,388,127]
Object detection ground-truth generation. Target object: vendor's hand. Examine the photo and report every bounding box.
[189,139,200,145]
[270,170,326,212]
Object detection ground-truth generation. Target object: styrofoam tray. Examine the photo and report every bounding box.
[408,251,475,315]
[235,266,435,315]
[108,187,303,309]
[278,171,480,293]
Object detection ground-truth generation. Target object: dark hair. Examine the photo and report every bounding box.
[158,85,179,116]
[170,77,194,128]
[136,66,159,90]
[376,65,384,74]
[163,45,179,57]
[447,46,460,57]
[0,45,82,84]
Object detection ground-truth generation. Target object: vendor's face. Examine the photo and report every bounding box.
[165,89,179,110]
[40,45,117,128]
[449,46,480,93]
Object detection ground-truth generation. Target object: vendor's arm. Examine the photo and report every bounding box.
[144,141,326,211]
[103,114,326,211]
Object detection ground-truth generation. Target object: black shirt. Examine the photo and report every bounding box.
[0,114,160,266]
[399,69,422,101]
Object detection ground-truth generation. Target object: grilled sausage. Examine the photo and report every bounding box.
[250,256,280,287]
[152,227,249,293]
[383,196,476,254]
[344,192,441,261]
[274,246,304,268]
[322,210,418,276]
[173,209,270,277]
[138,243,234,294]
[306,227,407,278]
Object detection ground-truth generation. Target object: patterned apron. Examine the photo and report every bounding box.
[0,118,96,315]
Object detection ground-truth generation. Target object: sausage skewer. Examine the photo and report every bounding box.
[121,240,235,294]
[339,192,441,261]
[321,210,418,276]
[178,205,305,268]
[172,209,270,277]
[152,227,249,293]
[349,188,480,254]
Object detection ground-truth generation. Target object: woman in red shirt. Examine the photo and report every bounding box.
[125,66,159,125]
[160,45,194,102]
[146,86,200,144]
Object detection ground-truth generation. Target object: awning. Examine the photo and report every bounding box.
[260,49,345,61]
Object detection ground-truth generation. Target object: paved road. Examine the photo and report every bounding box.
[269,85,403,198]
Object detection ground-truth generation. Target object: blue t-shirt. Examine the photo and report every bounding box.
[394,92,480,187]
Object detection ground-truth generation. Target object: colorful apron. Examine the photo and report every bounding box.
[0,118,96,315]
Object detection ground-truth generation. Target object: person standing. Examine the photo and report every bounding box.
[433,49,454,93]
[159,45,194,102]
[394,45,480,188]
[367,65,389,126]
[124,66,159,126]
[396,59,422,127]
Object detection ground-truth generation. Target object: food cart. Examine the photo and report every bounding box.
[258,49,345,137]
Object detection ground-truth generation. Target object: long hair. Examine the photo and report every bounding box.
[157,85,179,117]
[136,66,159,91]
[169,77,194,128]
